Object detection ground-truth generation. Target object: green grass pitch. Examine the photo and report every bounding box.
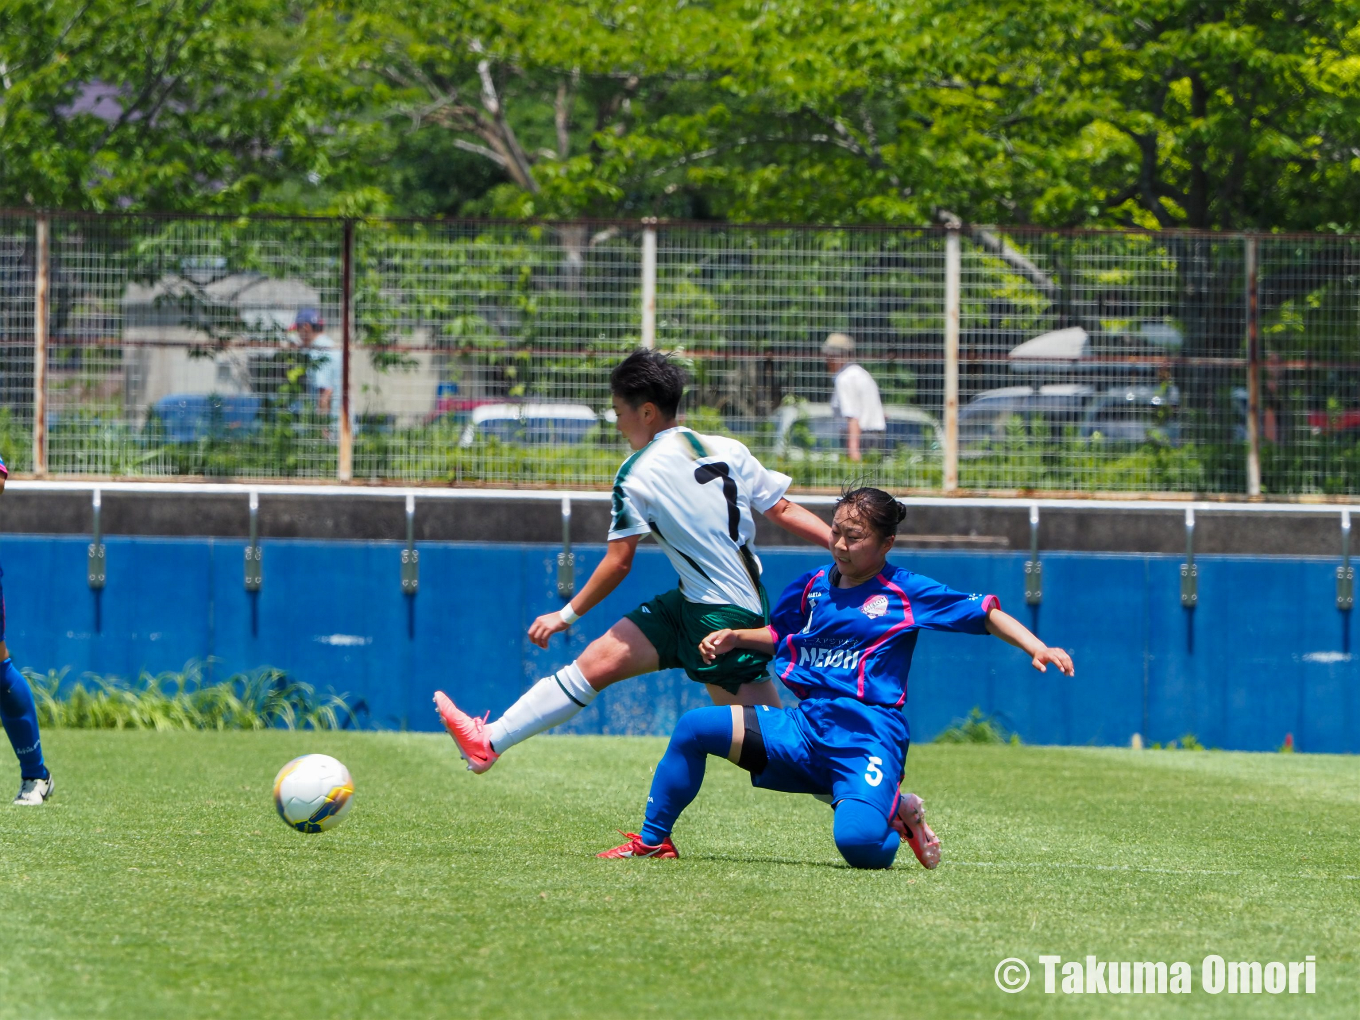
[1,731,1356,1019]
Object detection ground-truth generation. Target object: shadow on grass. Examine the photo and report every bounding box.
[684,851,877,871]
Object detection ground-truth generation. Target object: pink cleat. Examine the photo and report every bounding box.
[892,792,940,869]
[433,691,500,774]
[597,831,679,859]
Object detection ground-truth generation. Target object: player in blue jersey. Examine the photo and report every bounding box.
[598,486,1073,868]
[0,455,53,805]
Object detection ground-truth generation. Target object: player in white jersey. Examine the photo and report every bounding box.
[434,349,831,774]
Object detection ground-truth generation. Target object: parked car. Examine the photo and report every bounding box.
[1306,408,1360,436]
[149,393,261,443]
[1079,386,1181,445]
[958,385,1095,455]
[772,402,941,459]
[421,392,505,427]
[457,403,601,447]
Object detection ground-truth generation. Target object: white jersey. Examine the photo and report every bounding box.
[830,363,885,431]
[608,427,791,614]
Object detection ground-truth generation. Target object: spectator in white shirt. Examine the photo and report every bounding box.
[823,333,885,462]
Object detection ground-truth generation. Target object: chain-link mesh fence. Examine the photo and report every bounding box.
[5,210,1360,495]
[44,215,343,477]
[956,228,1249,493]
[657,225,945,490]
[0,214,35,474]
[1257,235,1360,495]
[352,220,641,484]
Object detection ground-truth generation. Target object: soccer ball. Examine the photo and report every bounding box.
[273,754,355,833]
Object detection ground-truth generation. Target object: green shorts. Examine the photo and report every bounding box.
[624,588,772,695]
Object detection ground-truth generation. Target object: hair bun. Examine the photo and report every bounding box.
[894,501,908,525]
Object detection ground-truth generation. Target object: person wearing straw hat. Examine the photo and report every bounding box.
[823,333,885,462]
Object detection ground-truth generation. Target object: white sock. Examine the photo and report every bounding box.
[487,661,598,753]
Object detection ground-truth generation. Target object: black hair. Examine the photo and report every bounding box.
[610,348,685,418]
[835,486,907,541]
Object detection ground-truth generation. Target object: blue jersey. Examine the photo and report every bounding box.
[0,451,6,637]
[768,562,998,708]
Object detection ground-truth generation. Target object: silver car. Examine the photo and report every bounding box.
[772,402,941,459]
[959,385,1096,456]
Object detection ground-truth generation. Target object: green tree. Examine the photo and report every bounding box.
[1056,0,1360,231]
[8,0,1360,231]
[0,0,321,211]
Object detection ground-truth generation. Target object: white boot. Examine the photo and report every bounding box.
[13,773,53,806]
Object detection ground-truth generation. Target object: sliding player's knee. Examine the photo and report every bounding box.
[669,706,732,759]
[833,799,897,870]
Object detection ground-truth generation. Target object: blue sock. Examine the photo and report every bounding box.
[639,707,732,846]
[833,798,900,869]
[0,659,46,780]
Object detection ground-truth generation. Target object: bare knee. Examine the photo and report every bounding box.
[576,619,659,690]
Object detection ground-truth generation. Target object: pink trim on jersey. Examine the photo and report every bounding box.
[766,625,778,645]
[782,570,826,681]
[800,571,825,614]
[0,462,8,478]
[982,594,1000,613]
[855,573,916,699]
[779,634,798,680]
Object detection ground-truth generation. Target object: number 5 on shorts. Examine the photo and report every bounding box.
[864,756,883,787]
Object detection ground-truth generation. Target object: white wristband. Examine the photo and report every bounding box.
[558,604,581,625]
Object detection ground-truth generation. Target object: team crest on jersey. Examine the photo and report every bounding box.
[860,594,889,619]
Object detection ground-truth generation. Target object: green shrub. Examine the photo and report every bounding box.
[26,662,359,731]
[933,707,1017,745]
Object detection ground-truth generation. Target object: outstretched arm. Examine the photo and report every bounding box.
[985,608,1074,676]
[527,535,640,648]
[698,627,775,664]
[763,498,830,548]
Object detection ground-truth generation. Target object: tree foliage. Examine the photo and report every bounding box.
[3,0,1360,229]
[0,0,326,210]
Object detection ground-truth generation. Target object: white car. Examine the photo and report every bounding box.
[772,402,941,459]
[457,403,601,447]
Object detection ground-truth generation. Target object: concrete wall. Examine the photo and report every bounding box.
[1,534,1354,753]
[2,487,1354,556]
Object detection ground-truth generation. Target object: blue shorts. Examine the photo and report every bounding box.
[747,698,910,821]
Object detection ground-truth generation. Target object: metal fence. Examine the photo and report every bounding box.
[4,210,1359,495]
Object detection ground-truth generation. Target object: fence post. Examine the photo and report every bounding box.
[1243,234,1262,497]
[640,221,657,349]
[943,229,961,492]
[338,218,354,482]
[32,213,48,475]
